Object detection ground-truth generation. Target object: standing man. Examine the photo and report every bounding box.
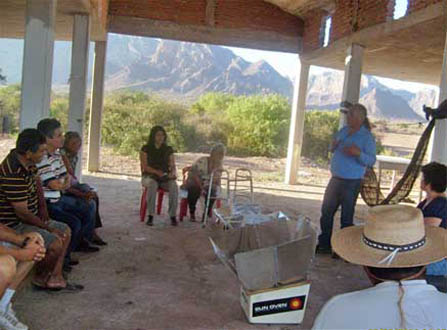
[316,103,376,254]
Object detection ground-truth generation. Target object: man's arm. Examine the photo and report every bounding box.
[10,201,65,240]
[10,201,50,230]
[46,175,70,191]
[0,223,25,246]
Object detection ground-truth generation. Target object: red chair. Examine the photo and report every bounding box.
[178,166,221,221]
[139,187,166,222]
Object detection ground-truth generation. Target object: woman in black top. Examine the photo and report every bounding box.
[140,126,178,226]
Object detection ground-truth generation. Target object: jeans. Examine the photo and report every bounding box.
[318,176,362,248]
[47,194,96,253]
[70,183,102,228]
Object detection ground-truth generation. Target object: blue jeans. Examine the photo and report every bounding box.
[318,177,362,248]
[47,195,96,251]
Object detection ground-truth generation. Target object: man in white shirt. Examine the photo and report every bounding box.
[312,205,447,330]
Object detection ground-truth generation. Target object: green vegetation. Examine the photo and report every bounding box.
[302,111,339,165]
[0,85,21,133]
[0,89,385,164]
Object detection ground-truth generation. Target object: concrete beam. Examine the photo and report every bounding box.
[339,44,364,128]
[302,2,443,62]
[108,15,302,53]
[19,0,57,130]
[87,40,107,172]
[430,31,447,165]
[285,60,310,185]
[68,14,90,178]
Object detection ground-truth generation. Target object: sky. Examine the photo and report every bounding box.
[225,0,436,94]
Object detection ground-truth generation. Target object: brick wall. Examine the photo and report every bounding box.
[330,0,394,41]
[302,9,327,52]
[356,0,395,30]
[407,0,442,14]
[330,0,354,42]
[303,0,441,53]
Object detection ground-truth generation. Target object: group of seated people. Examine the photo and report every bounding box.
[139,125,225,226]
[0,113,445,329]
[0,118,106,330]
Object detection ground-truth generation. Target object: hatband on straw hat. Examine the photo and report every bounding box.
[331,205,446,268]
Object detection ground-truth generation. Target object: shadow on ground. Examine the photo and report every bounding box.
[15,174,371,330]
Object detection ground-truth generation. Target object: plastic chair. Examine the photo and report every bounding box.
[139,187,166,222]
[178,166,221,222]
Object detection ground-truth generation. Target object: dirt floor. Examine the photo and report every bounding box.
[0,126,424,329]
[13,173,373,330]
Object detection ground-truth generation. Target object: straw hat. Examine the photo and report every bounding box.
[332,205,447,268]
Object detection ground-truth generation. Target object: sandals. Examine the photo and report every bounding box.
[33,282,84,293]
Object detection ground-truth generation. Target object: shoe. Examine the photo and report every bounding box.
[171,217,177,226]
[315,245,332,255]
[60,282,84,293]
[146,216,153,226]
[331,251,340,259]
[75,245,100,253]
[91,235,107,246]
[190,213,196,222]
[0,310,28,330]
[6,304,27,330]
[68,259,79,266]
[32,282,84,293]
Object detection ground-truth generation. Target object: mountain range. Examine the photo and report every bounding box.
[0,34,437,121]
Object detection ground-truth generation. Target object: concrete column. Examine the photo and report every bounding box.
[20,0,57,130]
[285,60,310,185]
[87,40,107,172]
[340,44,364,128]
[429,32,447,164]
[68,14,90,178]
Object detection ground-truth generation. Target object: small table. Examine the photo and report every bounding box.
[376,155,411,192]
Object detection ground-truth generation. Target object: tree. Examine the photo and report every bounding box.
[0,69,6,83]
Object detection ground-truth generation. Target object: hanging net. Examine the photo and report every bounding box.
[360,103,447,206]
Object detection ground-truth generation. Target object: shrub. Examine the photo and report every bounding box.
[302,110,339,165]
[0,85,21,133]
[225,94,290,157]
[101,92,189,156]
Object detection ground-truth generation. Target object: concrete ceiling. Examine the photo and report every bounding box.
[301,4,446,86]
[0,0,107,41]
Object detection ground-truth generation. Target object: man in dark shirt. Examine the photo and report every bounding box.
[0,129,79,291]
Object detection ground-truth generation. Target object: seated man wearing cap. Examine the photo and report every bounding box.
[312,205,447,330]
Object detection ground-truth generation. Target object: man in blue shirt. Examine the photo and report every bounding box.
[316,103,376,254]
